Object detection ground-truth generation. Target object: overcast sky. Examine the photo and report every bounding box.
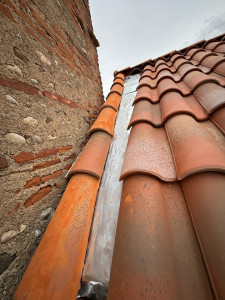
[89,0,225,98]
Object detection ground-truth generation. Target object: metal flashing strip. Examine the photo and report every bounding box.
[78,74,140,298]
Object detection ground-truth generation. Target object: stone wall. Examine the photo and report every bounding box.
[0,1,103,299]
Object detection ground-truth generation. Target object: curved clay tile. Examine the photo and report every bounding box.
[183,70,220,91]
[184,46,200,56]
[114,72,125,81]
[165,115,225,180]
[101,93,121,111]
[157,69,180,82]
[120,123,177,181]
[161,92,208,122]
[194,83,225,113]
[154,60,167,70]
[214,42,225,53]
[108,83,124,96]
[192,51,216,63]
[141,69,155,79]
[170,53,184,63]
[158,78,190,98]
[142,64,155,73]
[186,48,202,58]
[173,57,192,70]
[134,86,159,103]
[138,76,157,89]
[182,172,225,299]
[211,107,225,134]
[205,41,225,53]
[209,71,225,86]
[193,63,211,73]
[89,107,117,136]
[178,64,203,78]
[14,173,100,300]
[201,56,225,75]
[158,63,176,73]
[108,174,213,300]
[112,77,124,87]
[128,100,162,129]
[66,131,111,180]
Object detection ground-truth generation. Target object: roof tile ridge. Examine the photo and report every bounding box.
[66,75,124,180]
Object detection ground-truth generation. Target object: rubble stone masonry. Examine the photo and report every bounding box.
[0,1,104,298]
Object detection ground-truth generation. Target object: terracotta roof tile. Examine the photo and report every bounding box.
[211,106,225,134]
[109,33,225,298]
[128,100,162,129]
[182,172,225,299]
[166,115,225,179]
[66,131,111,180]
[107,82,124,97]
[108,175,213,299]
[114,72,125,81]
[89,107,117,136]
[120,123,177,181]
[111,77,124,86]
[193,82,225,113]
[161,92,208,122]
[14,174,100,300]
[101,93,121,111]
[204,41,225,53]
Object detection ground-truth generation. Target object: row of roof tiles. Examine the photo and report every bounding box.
[108,33,225,299]
[14,74,125,300]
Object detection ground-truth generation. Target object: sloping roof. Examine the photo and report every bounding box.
[14,33,225,300]
[108,33,225,299]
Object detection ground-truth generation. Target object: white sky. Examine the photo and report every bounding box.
[90,0,225,97]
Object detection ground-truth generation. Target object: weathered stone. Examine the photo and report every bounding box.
[26,101,32,107]
[36,50,51,66]
[83,116,89,124]
[1,225,26,243]
[5,133,26,144]
[13,47,29,65]
[41,103,47,108]
[82,47,87,55]
[34,229,42,238]
[31,78,39,85]
[0,253,17,275]
[1,230,19,243]
[48,82,55,89]
[46,116,53,123]
[55,109,59,113]
[48,135,56,140]
[40,207,54,221]
[7,65,22,76]
[23,117,38,126]
[33,135,42,144]
[0,156,8,169]
[5,94,19,105]
[19,225,26,232]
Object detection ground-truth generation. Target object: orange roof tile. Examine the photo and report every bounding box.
[66,131,111,179]
[89,107,117,136]
[109,32,225,299]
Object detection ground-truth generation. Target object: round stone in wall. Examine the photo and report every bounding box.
[30,78,39,85]
[33,135,42,144]
[23,117,38,126]
[36,50,51,66]
[5,133,26,144]
[5,95,19,105]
